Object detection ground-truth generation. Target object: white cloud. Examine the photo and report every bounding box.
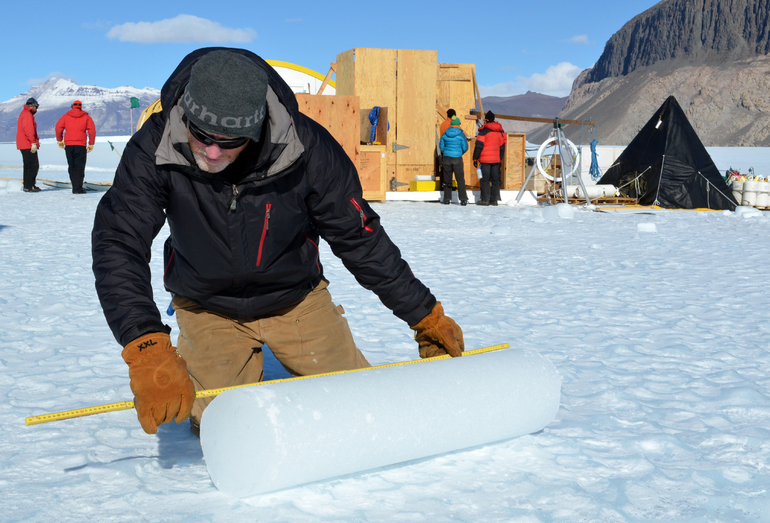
[107,15,257,44]
[26,73,76,85]
[517,62,582,97]
[569,35,589,44]
[479,62,583,98]
[478,82,524,98]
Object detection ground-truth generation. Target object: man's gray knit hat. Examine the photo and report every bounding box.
[182,50,268,142]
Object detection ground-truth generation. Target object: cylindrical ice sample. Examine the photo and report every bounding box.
[200,349,562,497]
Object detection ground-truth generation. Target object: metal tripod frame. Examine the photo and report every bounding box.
[516,120,591,205]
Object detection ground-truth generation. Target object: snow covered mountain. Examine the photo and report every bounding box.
[0,78,160,142]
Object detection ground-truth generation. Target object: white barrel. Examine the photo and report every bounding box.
[200,349,562,498]
[756,181,770,208]
[756,192,769,209]
[597,185,618,198]
[742,180,758,207]
[565,185,581,198]
[584,185,604,199]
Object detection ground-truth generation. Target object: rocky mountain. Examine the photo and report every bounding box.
[528,0,770,147]
[481,91,568,134]
[0,78,160,142]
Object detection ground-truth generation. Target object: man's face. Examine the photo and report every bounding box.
[28,105,38,114]
[187,126,250,173]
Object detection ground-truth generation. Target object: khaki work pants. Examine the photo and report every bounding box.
[173,280,371,428]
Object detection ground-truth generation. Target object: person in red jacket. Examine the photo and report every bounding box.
[472,111,507,206]
[16,98,41,192]
[55,100,96,194]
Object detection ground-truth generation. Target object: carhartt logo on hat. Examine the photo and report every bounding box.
[182,50,268,143]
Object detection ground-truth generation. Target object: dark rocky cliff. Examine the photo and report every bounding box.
[528,0,770,147]
[587,0,770,82]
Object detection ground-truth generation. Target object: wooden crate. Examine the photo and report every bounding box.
[336,48,397,166]
[502,133,527,190]
[395,50,438,190]
[437,63,477,140]
[337,48,439,191]
[295,93,360,169]
[359,145,387,201]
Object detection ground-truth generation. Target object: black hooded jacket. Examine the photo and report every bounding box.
[92,48,435,346]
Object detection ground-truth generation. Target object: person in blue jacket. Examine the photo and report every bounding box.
[438,116,469,205]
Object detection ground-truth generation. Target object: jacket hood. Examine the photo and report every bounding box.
[444,127,465,137]
[480,121,505,132]
[66,108,88,118]
[156,47,304,180]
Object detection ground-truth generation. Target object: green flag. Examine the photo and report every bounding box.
[108,140,115,151]
[130,97,140,109]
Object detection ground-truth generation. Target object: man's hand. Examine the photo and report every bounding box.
[122,332,196,434]
[410,302,464,358]
[30,144,38,154]
[473,160,479,168]
[86,144,94,153]
[57,141,65,149]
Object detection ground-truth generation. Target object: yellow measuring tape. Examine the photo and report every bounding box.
[24,343,509,426]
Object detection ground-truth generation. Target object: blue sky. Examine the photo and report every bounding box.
[3,0,661,103]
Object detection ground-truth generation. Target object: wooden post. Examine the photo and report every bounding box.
[317,63,336,95]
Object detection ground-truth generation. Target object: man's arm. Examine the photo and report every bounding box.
[92,123,170,346]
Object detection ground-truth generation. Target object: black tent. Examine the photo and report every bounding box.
[599,96,737,210]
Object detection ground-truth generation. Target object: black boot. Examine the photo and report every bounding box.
[476,200,489,206]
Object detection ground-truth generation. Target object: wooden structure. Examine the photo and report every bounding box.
[295,93,360,169]
[358,145,388,201]
[436,63,478,189]
[501,133,527,190]
[338,48,480,192]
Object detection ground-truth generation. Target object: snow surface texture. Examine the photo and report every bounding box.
[201,349,561,498]
[1,140,770,521]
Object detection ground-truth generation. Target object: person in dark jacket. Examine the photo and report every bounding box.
[56,100,96,194]
[16,98,41,192]
[473,111,507,206]
[92,48,465,435]
[438,116,469,205]
[439,108,456,138]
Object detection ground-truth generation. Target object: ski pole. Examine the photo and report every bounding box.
[24,343,510,427]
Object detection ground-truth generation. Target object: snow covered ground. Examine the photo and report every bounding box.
[1,140,770,522]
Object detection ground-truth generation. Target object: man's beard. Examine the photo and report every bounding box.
[193,151,232,173]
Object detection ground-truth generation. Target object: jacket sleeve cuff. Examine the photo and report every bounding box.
[399,294,438,327]
[119,321,172,347]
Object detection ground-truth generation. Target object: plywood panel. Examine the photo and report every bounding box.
[437,63,477,139]
[359,145,387,201]
[503,133,527,190]
[352,49,397,167]
[335,49,356,96]
[397,164,435,191]
[296,94,360,168]
[395,50,437,179]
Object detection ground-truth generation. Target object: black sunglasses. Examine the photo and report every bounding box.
[187,120,250,149]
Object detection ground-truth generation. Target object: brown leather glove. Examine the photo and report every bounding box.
[122,332,196,434]
[410,302,465,358]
